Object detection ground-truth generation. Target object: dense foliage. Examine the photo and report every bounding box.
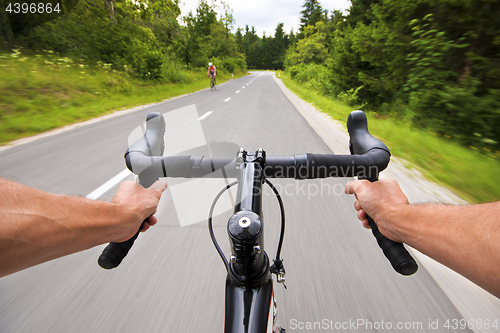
[0,0,246,82]
[285,0,500,150]
[234,23,294,70]
[1,0,499,150]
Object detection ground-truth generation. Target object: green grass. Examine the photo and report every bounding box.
[4,53,497,203]
[0,52,246,144]
[280,72,500,204]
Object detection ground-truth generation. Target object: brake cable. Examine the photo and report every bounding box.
[208,177,286,286]
[208,181,238,272]
[265,178,287,289]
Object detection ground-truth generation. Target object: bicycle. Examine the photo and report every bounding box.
[210,75,217,90]
[97,110,418,333]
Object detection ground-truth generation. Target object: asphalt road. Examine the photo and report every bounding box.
[0,72,486,332]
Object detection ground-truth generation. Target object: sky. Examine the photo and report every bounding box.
[177,0,352,37]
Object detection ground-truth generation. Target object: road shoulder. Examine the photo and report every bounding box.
[273,74,500,333]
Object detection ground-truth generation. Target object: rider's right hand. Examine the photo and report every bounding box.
[345,178,409,243]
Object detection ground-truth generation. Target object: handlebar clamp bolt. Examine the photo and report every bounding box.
[253,245,261,254]
[230,255,236,263]
[238,217,251,228]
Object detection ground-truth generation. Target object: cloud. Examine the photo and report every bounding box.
[178,0,351,37]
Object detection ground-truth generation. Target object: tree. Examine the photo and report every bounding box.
[288,29,297,46]
[329,9,346,30]
[235,27,244,53]
[104,0,116,23]
[194,0,217,36]
[347,0,378,26]
[270,23,288,69]
[299,0,325,33]
[181,0,244,70]
[0,0,13,49]
[182,0,217,66]
[220,1,235,40]
[243,25,260,68]
[286,22,329,67]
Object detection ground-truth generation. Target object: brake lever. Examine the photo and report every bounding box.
[97,112,165,270]
[348,110,418,276]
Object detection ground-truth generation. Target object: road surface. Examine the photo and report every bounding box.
[0,72,497,332]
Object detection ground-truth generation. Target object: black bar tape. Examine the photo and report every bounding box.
[367,217,418,275]
[263,151,389,179]
[160,156,236,178]
[98,230,140,269]
[128,152,389,180]
[359,173,418,276]
[98,112,165,270]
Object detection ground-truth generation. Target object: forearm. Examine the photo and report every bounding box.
[385,202,500,297]
[0,179,131,277]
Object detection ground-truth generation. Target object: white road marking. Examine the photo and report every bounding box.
[224,97,231,102]
[198,111,212,120]
[236,90,240,94]
[86,169,132,200]
[242,86,246,89]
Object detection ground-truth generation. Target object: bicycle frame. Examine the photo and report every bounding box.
[210,75,216,90]
[223,149,282,333]
[98,110,419,333]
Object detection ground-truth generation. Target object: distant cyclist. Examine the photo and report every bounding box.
[207,62,217,85]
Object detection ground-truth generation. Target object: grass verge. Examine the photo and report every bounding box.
[0,51,246,145]
[280,72,500,204]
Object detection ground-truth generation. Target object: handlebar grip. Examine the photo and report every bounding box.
[98,112,165,270]
[347,110,417,275]
[98,229,140,269]
[367,216,418,275]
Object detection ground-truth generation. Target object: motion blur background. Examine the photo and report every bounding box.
[1,0,500,332]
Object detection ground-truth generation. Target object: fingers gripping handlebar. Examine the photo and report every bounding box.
[97,110,418,276]
[97,113,165,269]
[348,111,418,276]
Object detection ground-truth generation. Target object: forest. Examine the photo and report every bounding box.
[1,0,500,150]
[0,0,247,80]
[283,0,500,150]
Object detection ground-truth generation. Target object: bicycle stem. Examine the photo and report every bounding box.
[227,149,271,287]
[99,110,418,277]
